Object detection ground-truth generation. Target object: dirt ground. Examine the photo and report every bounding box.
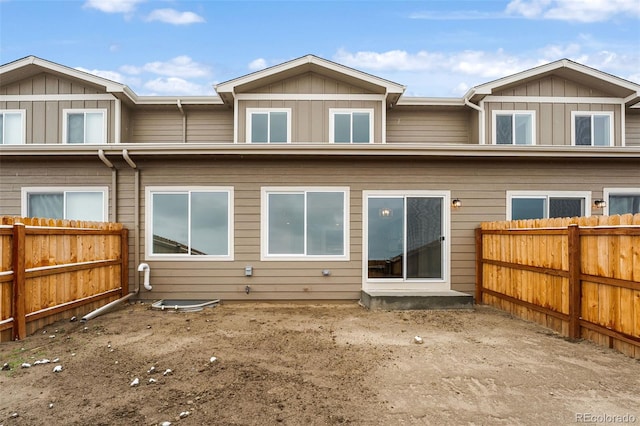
[1,302,639,426]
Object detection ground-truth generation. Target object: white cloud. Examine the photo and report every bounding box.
[143,77,213,95]
[83,0,144,14]
[75,67,124,83]
[146,8,205,25]
[248,58,268,71]
[122,56,211,78]
[506,0,640,22]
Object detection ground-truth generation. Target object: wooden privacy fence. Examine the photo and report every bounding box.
[476,214,640,358]
[0,217,128,342]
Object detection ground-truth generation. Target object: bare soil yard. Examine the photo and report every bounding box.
[1,303,639,425]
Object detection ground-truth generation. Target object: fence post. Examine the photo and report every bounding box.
[120,228,129,295]
[568,224,581,339]
[12,223,26,340]
[475,227,483,305]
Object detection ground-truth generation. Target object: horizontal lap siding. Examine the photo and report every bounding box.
[626,111,640,147]
[2,157,639,300]
[386,109,470,144]
[129,108,234,143]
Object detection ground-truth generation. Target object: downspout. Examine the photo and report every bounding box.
[177,99,186,143]
[98,149,117,223]
[123,149,140,296]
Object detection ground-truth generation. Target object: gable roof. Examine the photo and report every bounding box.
[215,54,406,105]
[0,55,136,101]
[466,59,640,106]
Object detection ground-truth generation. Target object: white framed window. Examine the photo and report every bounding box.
[63,109,107,144]
[329,109,374,143]
[261,187,349,261]
[571,111,613,146]
[604,188,640,215]
[146,187,234,260]
[0,109,26,144]
[21,187,108,222]
[246,108,291,143]
[492,110,535,145]
[507,191,591,221]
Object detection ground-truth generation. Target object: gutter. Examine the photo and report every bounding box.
[122,149,140,294]
[98,149,117,223]
[2,144,640,159]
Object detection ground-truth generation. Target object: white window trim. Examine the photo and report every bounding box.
[260,186,350,261]
[246,108,292,143]
[362,190,451,292]
[0,109,26,145]
[145,186,234,261]
[21,186,109,221]
[603,188,640,216]
[62,108,107,144]
[570,111,614,147]
[506,190,592,221]
[329,108,375,144]
[491,110,536,145]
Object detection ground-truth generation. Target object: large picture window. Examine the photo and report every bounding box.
[0,110,25,145]
[22,187,108,221]
[262,187,349,260]
[492,111,535,145]
[507,191,590,220]
[147,187,233,260]
[330,109,373,143]
[572,112,613,146]
[63,109,107,144]
[247,108,290,143]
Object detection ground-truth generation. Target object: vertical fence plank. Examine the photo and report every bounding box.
[12,223,26,340]
[568,224,581,339]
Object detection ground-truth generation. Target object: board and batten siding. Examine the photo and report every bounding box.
[248,71,379,95]
[485,102,621,146]
[386,108,471,144]
[493,75,612,97]
[1,73,116,144]
[237,100,382,143]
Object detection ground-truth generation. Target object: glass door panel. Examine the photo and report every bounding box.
[406,197,442,279]
[367,197,404,279]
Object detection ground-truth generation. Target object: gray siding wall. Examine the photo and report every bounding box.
[386,108,471,144]
[626,110,640,147]
[4,156,637,301]
[129,107,233,143]
[249,72,378,95]
[494,75,611,97]
[238,100,383,143]
[0,73,116,144]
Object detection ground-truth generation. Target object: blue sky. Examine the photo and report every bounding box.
[1,0,638,97]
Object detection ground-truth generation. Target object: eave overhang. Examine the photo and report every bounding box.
[2,143,639,160]
[215,55,406,106]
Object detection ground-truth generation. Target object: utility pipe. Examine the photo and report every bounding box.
[138,263,152,290]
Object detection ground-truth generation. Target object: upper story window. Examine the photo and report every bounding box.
[492,111,535,145]
[507,191,590,221]
[604,188,640,215]
[261,187,349,260]
[146,187,233,260]
[572,112,613,146]
[247,108,290,143]
[330,109,373,143]
[63,109,107,144]
[22,187,108,222]
[0,110,25,145]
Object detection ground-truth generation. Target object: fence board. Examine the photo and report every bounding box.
[0,217,127,341]
[478,214,640,359]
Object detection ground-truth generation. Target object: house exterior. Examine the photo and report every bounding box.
[1,55,639,305]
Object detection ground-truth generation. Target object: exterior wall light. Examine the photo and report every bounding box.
[452,199,462,208]
[379,208,393,217]
[594,199,607,209]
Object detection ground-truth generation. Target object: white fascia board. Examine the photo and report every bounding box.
[2,143,640,159]
[216,54,405,95]
[396,97,465,107]
[134,96,224,105]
